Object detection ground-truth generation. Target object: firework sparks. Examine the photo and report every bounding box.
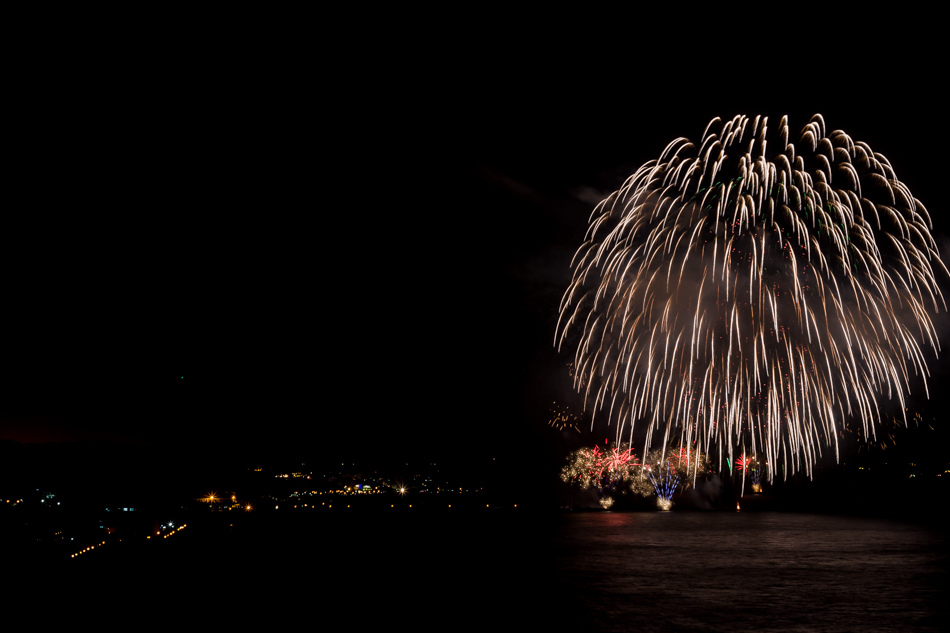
[557,114,947,480]
[733,452,765,495]
[648,463,679,511]
[643,448,709,509]
[561,444,710,508]
[548,401,583,433]
[560,442,649,501]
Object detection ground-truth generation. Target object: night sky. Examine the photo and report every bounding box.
[4,15,947,485]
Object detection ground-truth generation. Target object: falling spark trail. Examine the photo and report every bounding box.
[556,114,947,480]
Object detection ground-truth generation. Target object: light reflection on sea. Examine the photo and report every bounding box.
[550,512,949,632]
[51,508,948,631]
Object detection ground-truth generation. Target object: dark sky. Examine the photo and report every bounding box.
[3,15,947,476]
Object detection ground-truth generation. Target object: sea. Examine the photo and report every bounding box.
[50,508,949,631]
[537,511,949,632]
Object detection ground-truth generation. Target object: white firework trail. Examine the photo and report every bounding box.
[556,114,947,480]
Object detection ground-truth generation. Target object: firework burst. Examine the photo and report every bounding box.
[557,114,947,480]
[560,442,650,500]
[548,401,583,433]
[648,463,679,511]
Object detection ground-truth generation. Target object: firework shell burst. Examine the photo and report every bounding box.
[556,114,948,480]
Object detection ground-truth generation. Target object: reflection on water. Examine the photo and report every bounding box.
[551,512,949,633]
[52,509,948,631]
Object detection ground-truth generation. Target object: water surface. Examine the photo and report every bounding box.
[548,512,948,632]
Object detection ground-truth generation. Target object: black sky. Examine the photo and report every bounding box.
[4,14,947,478]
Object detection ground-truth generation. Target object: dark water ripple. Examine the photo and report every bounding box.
[42,510,948,631]
[550,512,949,632]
